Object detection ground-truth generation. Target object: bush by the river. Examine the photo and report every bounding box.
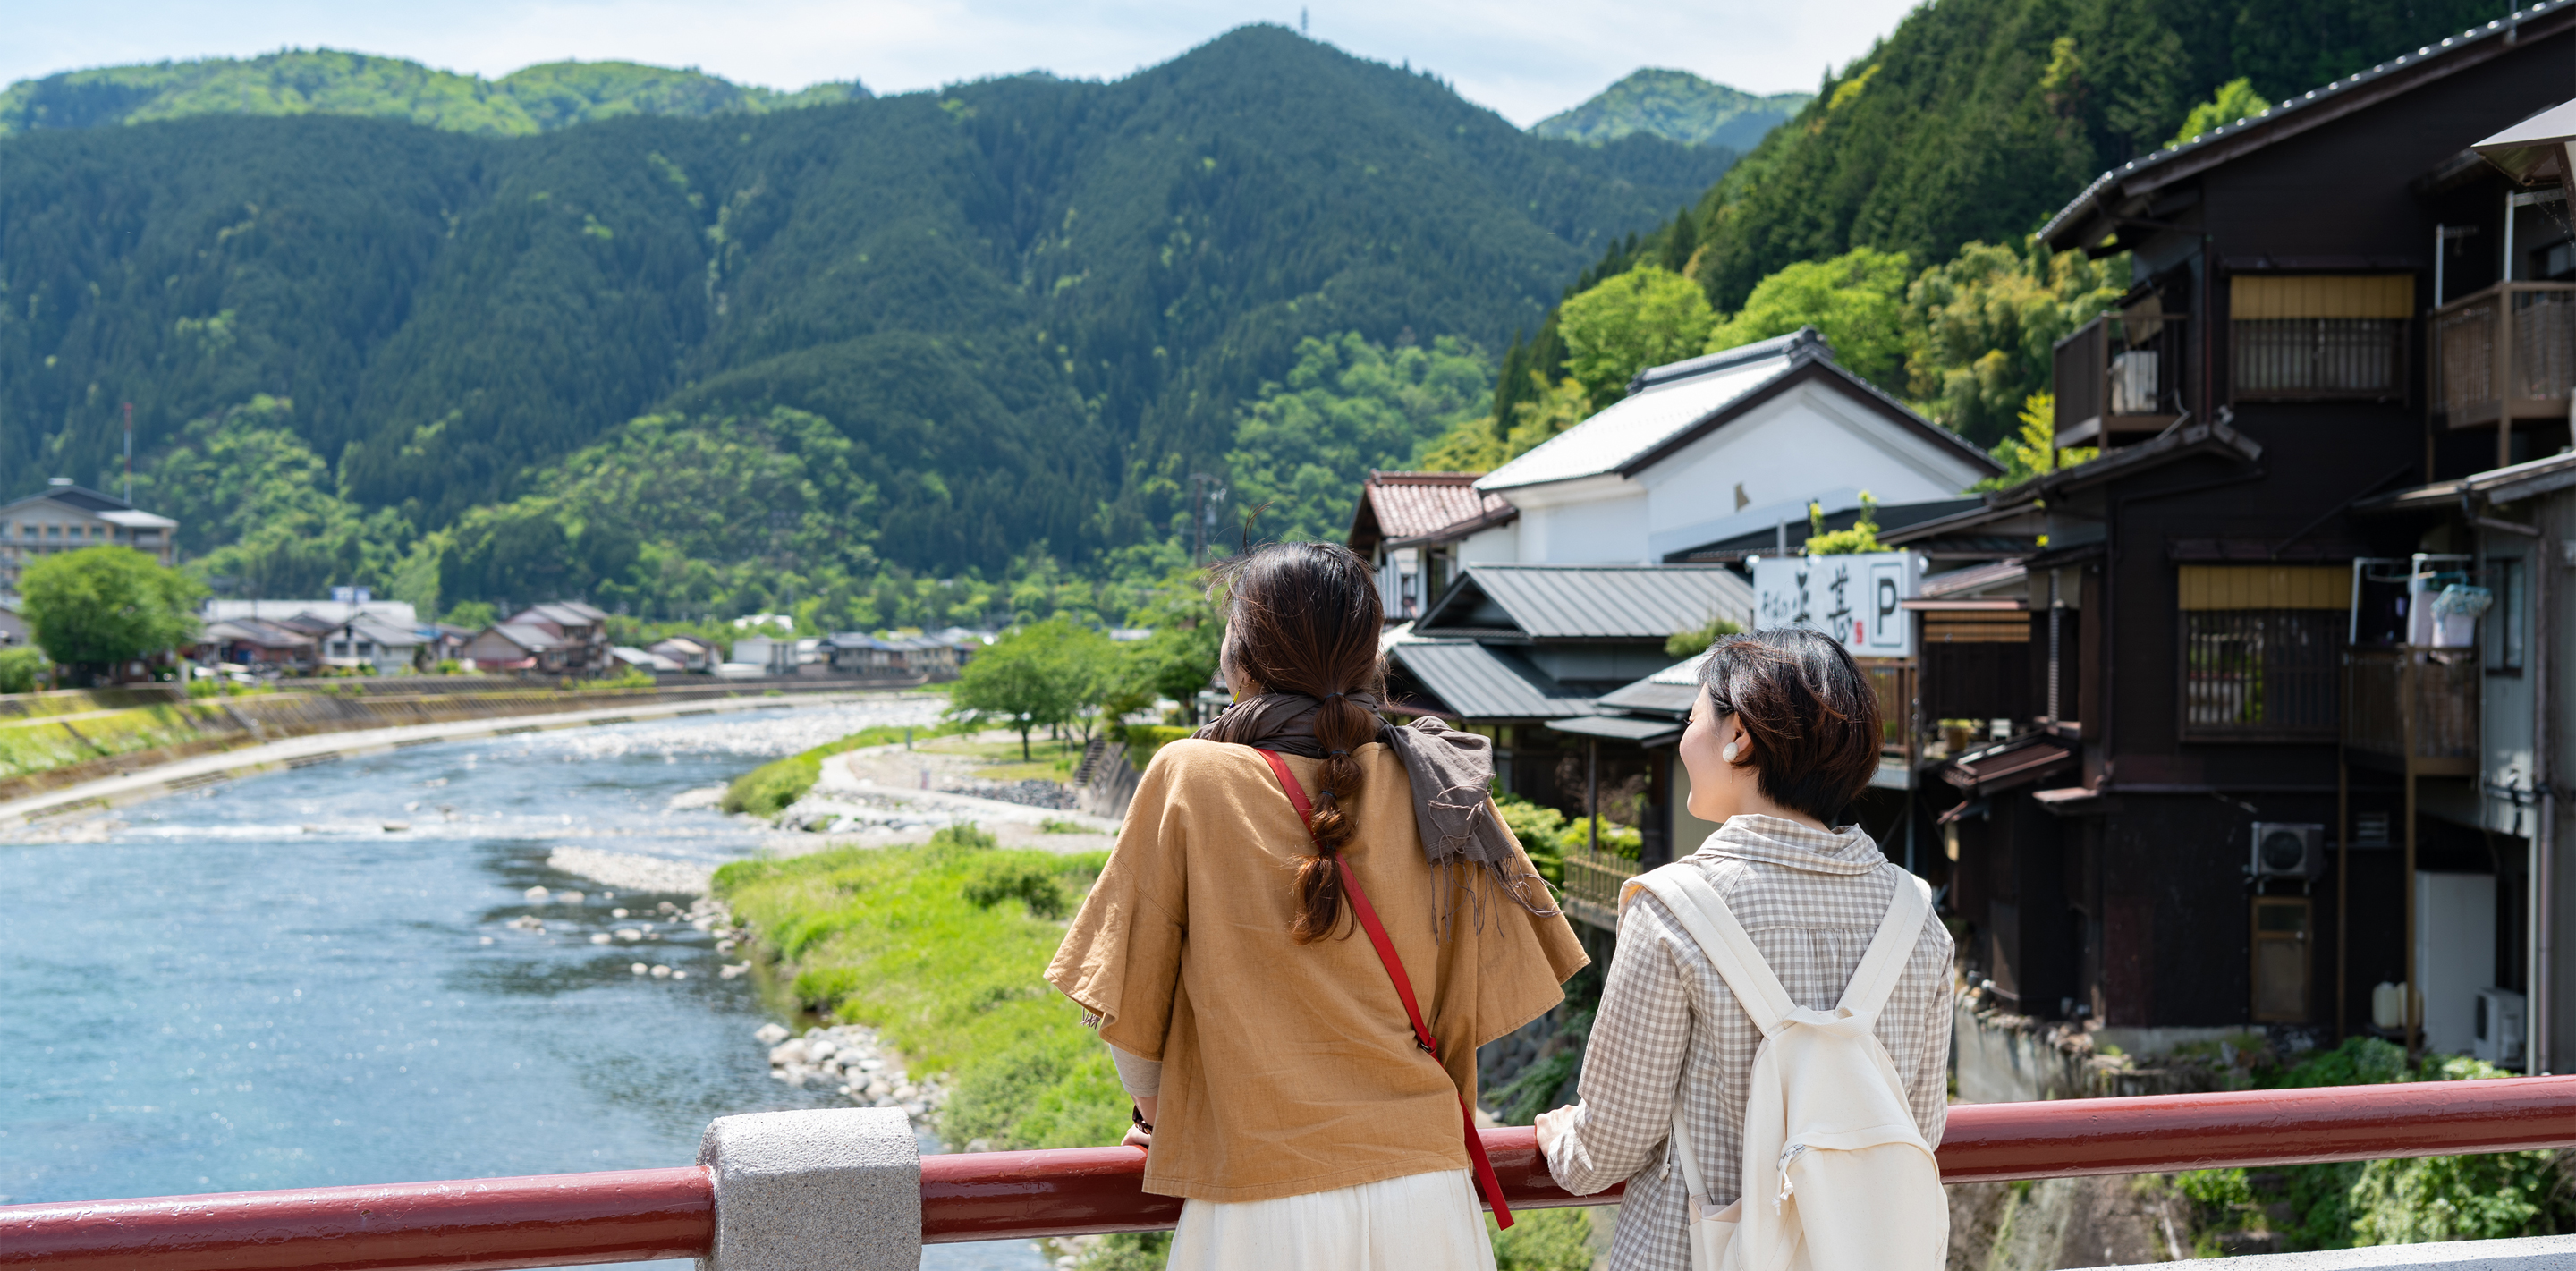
[2158,1039,2574,1250]
[714,830,1123,1152]
[720,722,957,818]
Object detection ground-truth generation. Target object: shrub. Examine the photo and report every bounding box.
[962,856,1071,920]
[930,821,1000,852]
[1,647,50,694]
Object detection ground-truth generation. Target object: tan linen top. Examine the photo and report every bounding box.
[1046,738,1589,1202]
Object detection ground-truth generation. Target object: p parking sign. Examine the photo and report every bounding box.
[1750,552,1923,659]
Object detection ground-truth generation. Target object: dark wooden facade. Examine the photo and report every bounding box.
[1934,10,2576,1034]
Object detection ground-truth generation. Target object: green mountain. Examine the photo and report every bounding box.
[0,26,1732,615]
[1533,70,1810,151]
[0,49,867,138]
[1690,0,2508,309]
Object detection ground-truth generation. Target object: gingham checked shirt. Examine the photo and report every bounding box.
[1542,815,1954,1271]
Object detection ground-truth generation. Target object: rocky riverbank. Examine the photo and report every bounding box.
[754,1021,947,1120]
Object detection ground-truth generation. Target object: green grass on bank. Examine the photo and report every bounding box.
[720,721,962,817]
[714,827,1123,1151]
[0,702,225,780]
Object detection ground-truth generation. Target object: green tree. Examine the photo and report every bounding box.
[1224,333,1491,543]
[1101,570,1224,728]
[2169,78,2274,148]
[949,619,1111,759]
[1903,239,2126,447]
[1805,490,1886,555]
[1978,394,2097,490]
[1557,266,1718,408]
[1707,247,1912,389]
[21,547,205,685]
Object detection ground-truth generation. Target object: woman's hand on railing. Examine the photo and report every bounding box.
[1533,1103,1577,1158]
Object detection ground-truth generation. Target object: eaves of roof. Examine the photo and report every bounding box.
[2353,448,2576,516]
[1615,356,2000,483]
[1985,411,2265,508]
[1384,502,1520,551]
[2041,1,2576,250]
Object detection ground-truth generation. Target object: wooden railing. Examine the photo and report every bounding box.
[2431,281,2576,429]
[2343,646,2479,775]
[2053,311,2190,447]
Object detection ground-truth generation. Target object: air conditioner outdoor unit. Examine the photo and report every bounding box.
[2250,822,2326,878]
[2475,987,2527,1067]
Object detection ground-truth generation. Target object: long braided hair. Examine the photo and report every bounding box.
[1216,542,1385,944]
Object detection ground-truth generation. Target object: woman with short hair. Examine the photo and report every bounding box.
[1048,541,1588,1271]
[1535,628,1954,1271]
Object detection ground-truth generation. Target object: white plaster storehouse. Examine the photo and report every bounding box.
[1475,327,2000,563]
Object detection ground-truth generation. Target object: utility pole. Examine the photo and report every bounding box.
[1189,473,1225,566]
[123,402,133,504]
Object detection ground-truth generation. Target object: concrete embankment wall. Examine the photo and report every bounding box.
[0,680,876,807]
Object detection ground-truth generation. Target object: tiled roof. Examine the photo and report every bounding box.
[2041,0,2574,245]
[1417,564,1754,640]
[1385,640,1597,720]
[1350,471,1516,549]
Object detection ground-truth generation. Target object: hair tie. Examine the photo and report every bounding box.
[1326,691,1346,702]
[1327,748,1350,757]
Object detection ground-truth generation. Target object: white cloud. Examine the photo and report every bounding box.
[0,0,1912,126]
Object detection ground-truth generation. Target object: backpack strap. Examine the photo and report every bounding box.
[1628,866,1796,1037]
[1834,869,1935,1020]
[1253,749,1516,1230]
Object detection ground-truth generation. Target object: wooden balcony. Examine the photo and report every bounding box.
[2430,282,2576,461]
[2053,311,2189,448]
[2342,647,2479,776]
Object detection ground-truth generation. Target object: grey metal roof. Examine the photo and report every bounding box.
[1547,715,1683,744]
[1665,497,1982,563]
[1416,564,1754,641]
[1596,652,1707,716]
[2040,1,2573,245]
[2356,448,2576,514]
[1385,640,1597,720]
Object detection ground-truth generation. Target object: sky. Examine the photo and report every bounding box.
[0,0,1922,127]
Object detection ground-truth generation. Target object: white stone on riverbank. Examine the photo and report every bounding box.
[547,845,715,895]
[759,1021,946,1123]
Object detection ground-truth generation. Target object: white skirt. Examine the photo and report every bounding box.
[1165,1168,1496,1271]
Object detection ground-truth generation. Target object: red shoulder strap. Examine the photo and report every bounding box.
[1254,749,1514,1228]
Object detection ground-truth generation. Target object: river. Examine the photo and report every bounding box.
[0,698,1051,1271]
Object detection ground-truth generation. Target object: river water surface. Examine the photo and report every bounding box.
[0,699,1050,1270]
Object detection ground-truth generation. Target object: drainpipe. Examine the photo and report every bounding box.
[2536,515,2555,1072]
[2474,495,2550,1070]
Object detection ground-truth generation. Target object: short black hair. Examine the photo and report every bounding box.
[1699,628,1882,824]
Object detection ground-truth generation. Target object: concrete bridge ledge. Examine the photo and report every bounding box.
[697,1106,920,1271]
[2080,1234,2576,1269]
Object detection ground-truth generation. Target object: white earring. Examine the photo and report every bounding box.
[1721,741,1741,763]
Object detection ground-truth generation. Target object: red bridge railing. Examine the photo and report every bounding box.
[9,1076,2576,1269]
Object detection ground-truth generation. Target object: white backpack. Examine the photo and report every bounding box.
[1623,863,1947,1271]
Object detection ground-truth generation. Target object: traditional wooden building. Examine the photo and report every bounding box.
[1915,4,2576,1054]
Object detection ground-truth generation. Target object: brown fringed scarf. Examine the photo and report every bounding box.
[1192,692,1558,924]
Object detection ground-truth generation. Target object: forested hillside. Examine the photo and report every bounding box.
[0,26,1728,622]
[1533,70,1809,151]
[1451,0,2513,474]
[1691,0,2507,309]
[0,49,867,137]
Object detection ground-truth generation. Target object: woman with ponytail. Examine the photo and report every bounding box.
[1047,541,1588,1270]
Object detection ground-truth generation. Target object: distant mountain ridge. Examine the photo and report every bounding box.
[0,49,868,138]
[0,26,1732,607]
[1533,69,1811,150]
